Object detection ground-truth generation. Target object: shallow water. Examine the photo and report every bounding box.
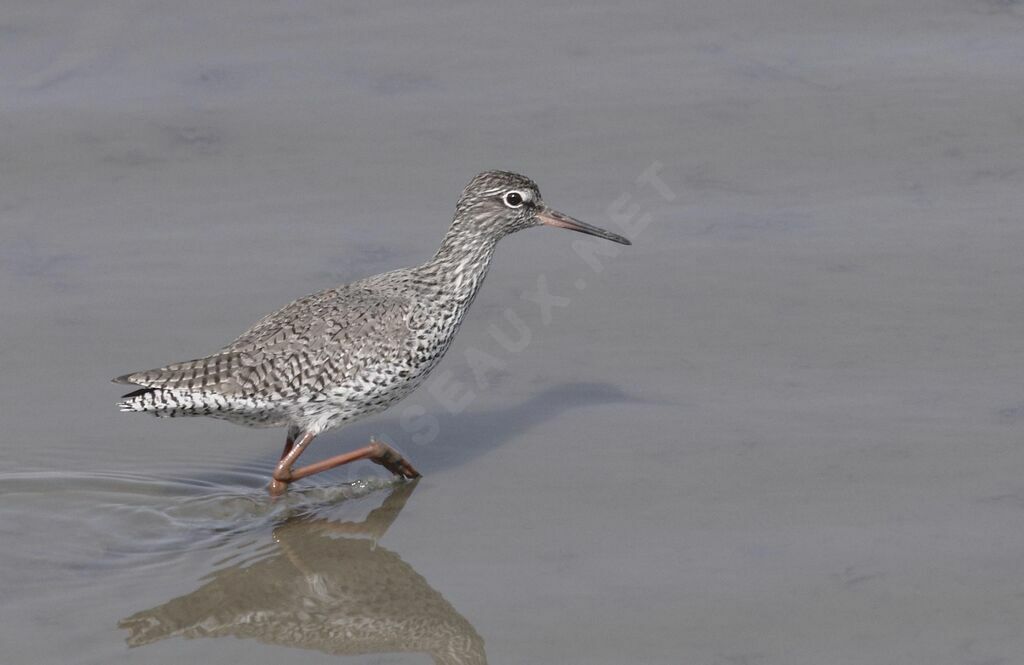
[4,1,1024,663]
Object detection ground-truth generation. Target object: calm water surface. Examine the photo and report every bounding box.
[3,1,1024,663]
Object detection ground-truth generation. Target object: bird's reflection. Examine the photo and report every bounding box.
[119,481,487,664]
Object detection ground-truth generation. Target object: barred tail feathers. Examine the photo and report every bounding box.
[117,387,212,416]
[116,387,280,428]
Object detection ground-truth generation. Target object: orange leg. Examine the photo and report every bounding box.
[278,429,297,460]
[269,432,420,496]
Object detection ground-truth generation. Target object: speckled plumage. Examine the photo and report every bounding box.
[115,171,630,483]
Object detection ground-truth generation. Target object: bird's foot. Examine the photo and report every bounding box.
[368,439,422,479]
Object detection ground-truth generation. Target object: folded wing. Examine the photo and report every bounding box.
[114,286,414,399]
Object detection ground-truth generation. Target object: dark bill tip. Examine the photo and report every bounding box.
[536,208,632,246]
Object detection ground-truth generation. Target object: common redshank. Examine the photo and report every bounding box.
[115,171,630,494]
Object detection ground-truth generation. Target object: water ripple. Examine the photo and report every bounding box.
[0,468,404,585]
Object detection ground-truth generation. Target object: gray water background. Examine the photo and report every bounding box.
[2,1,1024,663]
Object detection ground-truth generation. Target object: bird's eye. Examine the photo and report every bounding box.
[503,191,524,208]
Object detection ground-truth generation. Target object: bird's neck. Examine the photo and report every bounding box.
[420,226,499,305]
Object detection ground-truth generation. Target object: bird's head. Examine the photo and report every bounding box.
[452,170,631,245]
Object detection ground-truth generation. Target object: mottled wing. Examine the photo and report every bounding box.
[226,287,415,397]
[114,286,414,398]
[112,348,252,392]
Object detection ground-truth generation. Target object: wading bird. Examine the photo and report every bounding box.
[115,171,630,494]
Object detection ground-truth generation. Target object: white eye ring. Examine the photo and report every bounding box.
[503,190,528,208]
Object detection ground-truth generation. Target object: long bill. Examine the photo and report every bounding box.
[535,207,632,245]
